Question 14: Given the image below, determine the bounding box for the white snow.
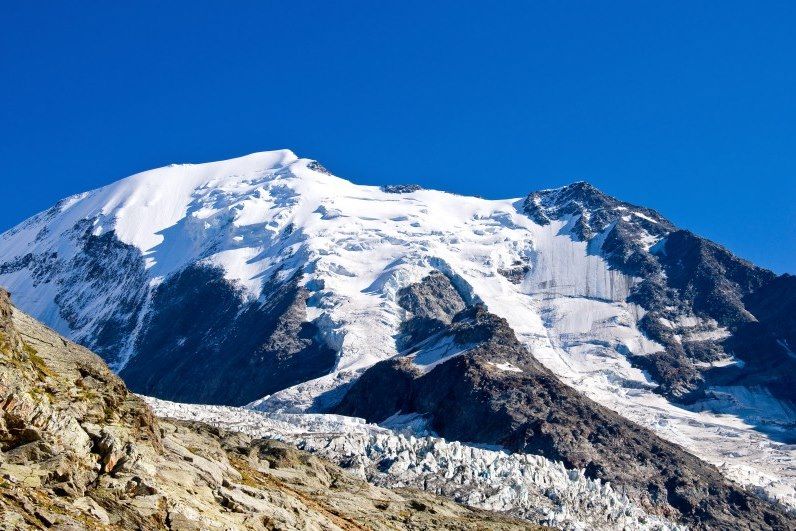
[632,211,659,224]
[408,335,473,374]
[490,361,523,373]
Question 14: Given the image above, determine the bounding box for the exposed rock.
[523,181,673,244]
[380,184,424,193]
[120,265,337,405]
[524,182,796,407]
[397,269,467,347]
[0,289,536,530]
[54,226,150,369]
[498,262,531,284]
[305,160,332,175]
[336,273,793,530]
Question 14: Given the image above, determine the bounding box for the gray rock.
[380,184,424,194]
[336,273,793,530]
[120,265,336,406]
[0,288,538,530]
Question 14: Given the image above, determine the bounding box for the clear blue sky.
[1,2,794,272]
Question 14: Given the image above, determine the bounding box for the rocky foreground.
[0,288,536,530]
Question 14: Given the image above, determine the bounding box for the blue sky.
[1,2,794,272]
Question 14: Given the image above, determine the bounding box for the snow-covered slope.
[1,149,794,515]
[0,150,657,379]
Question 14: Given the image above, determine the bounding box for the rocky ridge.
[336,273,792,530]
[525,182,796,407]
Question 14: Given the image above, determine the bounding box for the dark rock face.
[727,274,796,406]
[523,182,796,407]
[627,233,796,406]
[497,263,530,284]
[336,273,791,529]
[120,265,336,406]
[0,223,150,370]
[380,184,424,194]
[653,230,772,324]
[396,270,466,348]
[628,231,796,404]
[745,274,796,346]
[55,226,149,369]
[306,160,332,175]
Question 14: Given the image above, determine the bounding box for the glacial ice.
[144,397,684,530]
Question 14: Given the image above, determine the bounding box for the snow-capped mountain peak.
[1,150,794,516]
[525,180,673,241]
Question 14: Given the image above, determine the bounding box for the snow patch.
[490,361,523,373]
[408,336,473,374]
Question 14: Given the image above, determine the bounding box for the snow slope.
[1,150,794,510]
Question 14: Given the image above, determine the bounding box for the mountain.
[0,288,537,530]
[0,150,794,527]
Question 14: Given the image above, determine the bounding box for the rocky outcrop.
[336,273,792,530]
[380,184,424,193]
[120,265,336,406]
[524,181,673,247]
[396,270,467,348]
[0,289,536,530]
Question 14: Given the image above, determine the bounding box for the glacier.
[144,396,683,530]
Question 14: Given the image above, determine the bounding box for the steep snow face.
[1,150,794,509]
[2,150,297,271]
[145,397,683,531]
[0,150,305,367]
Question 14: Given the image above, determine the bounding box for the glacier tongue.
[144,396,683,531]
